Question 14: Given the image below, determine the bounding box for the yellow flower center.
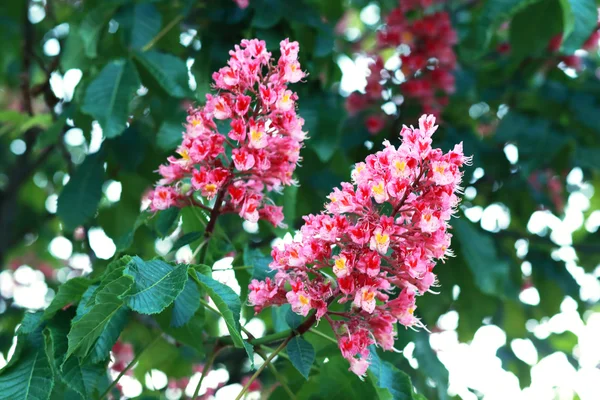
[204,183,217,193]
[335,257,347,271]
[372,182,385,196]
[250,128,263,143]
[291,63,297,72]
[178,149,190,161]
[375,232,389,246]
[423,213,431,222]
[408,307,415,315]
[434,164,445,174]
[395,160,406,172]
[191,119,201,127]
[299,294,310,305]
[362,291,375,302]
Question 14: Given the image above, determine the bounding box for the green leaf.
[454,219,511,297]
[509,0,563,60]
[251,0,283,29]
[412,332,448,400]
[244,246,274,281]
[286,336,315,380]
[170,277,201,328]
[319,356,379,398]
[45,320,107,399]
[56,153,105,231]
[285,307,302,330]
[155,207,180,238]
[562,0,598,52]
[44,278,91,320]
[243,341,255,370]
[369,347,415,400]
[66,275,133,359]
[156,119,184,150]
[81,59,141,139]
[155,311,205,353]
[0,343,54,400]
[192,272,244,348]
[134,51,190,98]
[89,307,129,363]
[171,231,204,253]
[79,5,117,58]
[124,257,189,315]
[117,3,162,50]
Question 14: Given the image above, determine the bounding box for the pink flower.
[247,114,468,376]
[148,38,307,227]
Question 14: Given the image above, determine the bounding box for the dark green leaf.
[57,153,105,231]
[156,119,184,150]
[171,231,204,253]
[192,272,244,348]
[285,307,302,330]
[319,356,379,398]
[244,246,274,280]
[81,59,141,139]
[509,0,563,59]
[454,219,511,297]
[124,257,189,315]
[79,5,117,58]
[155,207,180,238]
[44,278,91,320]
[286,336,315,380]
[134,51,190,98]
[117,3,162,50]
[369,347,415,400]
[66,275,133,359]
[562,0,598,52]
[170,277,201,328]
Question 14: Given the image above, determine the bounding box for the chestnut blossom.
[248,114,469,376]
[148,39,306,228]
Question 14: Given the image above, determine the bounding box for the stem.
[99,335,161,399]
[198,186,228,264]
[235,338,291,400]
[255,348,297,400]
[193,344,223,399]
[141,14,184,52]
[308,329,338,345]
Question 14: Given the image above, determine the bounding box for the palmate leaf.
[562,0,598,52]
[124,257,188,315]
[81,59,141,139]
[192,271,244,348]
[286,336,315,380]
[154,310,205,353]
[56,153,105,231]
[116,3,162,50]
[79,4,117,58]
[66,275,133,360]
[43,278,91,320]
[318,356,379,399]
[89,307,129,363]
[155,207,180,238]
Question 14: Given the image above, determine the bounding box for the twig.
[255,347,297,400]
[193,343,224,398]
[99,334,161,399]
[235,338,291,400]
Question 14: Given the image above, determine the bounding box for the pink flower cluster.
[248,115,469,376]
[148,39,306,228]
[347,2,457,134]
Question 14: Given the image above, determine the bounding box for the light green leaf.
[43,278,91,320]
[81,59,141,139]
[286,336,315,380]
[319,356,379,398]
[562,0,598,52]
[134,51,190,98]
[124,257,188,315]
[192,273,244,348]
[66,275,133,360]
[56,153,105,231]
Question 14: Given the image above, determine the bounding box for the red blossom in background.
[248,114,470,376]
[148,38,307,228]
[347,1,458,133]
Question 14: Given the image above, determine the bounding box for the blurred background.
[1,0,600,399]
